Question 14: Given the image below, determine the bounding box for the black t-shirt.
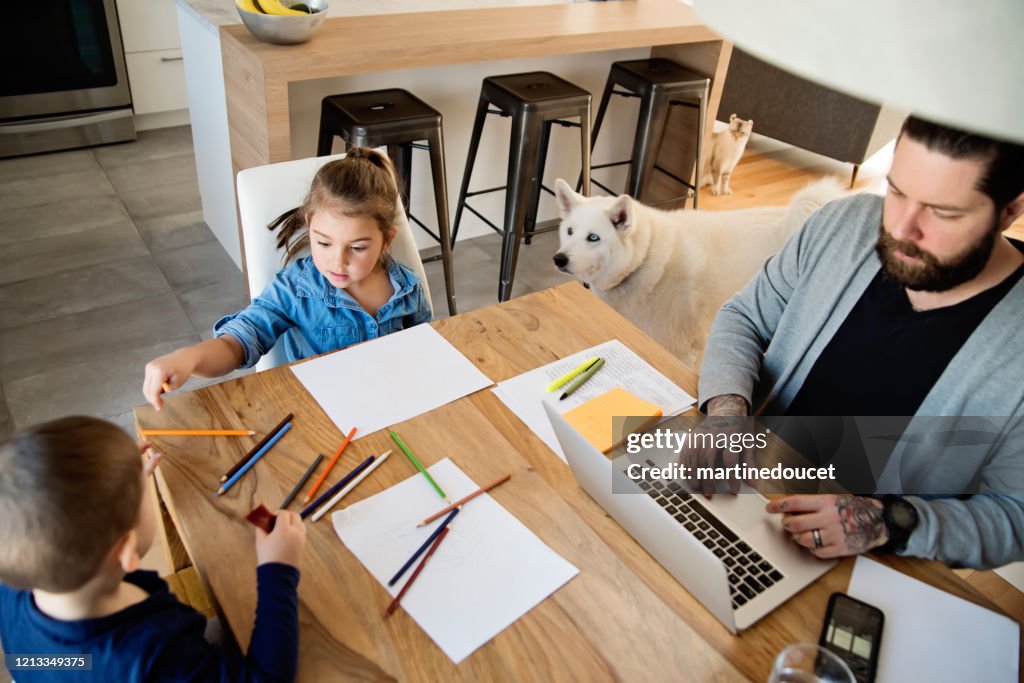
[786,261,1024,417]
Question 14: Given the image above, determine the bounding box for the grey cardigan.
[698,193,1024,568]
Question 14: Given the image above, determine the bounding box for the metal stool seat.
[584,58,710,208]
[453,71,592,302]
[317,88,456,315]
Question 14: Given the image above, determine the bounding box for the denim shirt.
[214,256,432,369]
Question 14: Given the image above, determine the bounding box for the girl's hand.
[142,348,198,410]
[255,510,306,568]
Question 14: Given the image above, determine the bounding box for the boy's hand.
[255,510,306,568]
[143,349,197,410]
[138,440,163,476]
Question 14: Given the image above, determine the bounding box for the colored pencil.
[161,382,173,394]
[279,454,324,510]
[139,429,256,437]
[217,422,292,495]
[559,357,606,400]
[299,454,375,519]
[311,450,393,522]
[417,473,512,527]
[388,507,459,587]
[384,526,451,618]
[220,413,294,483]
[303,427,358,504]
[389,430,447,500]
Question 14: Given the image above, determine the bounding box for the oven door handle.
[0,109,133,134]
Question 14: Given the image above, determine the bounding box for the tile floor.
[0,126,573,440]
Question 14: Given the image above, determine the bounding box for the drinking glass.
[767,643,855,683]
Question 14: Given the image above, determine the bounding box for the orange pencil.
[303,427,357,503]
[139,429,256,437]
[417,473,512,527]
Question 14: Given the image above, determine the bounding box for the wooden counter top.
[222,0,719,83]
[220,0,728,176]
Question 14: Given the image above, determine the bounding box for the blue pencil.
[216,422,292,495]
[299,454,375,519]
[388,507,460,587]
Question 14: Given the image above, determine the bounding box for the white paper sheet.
[289,325,493,440]
[332,458,579,663]
[847,556,1019,682]
[491,339,696,462]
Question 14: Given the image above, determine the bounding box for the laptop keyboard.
[633,463,785,609]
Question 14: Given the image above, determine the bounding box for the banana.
[236,0,263,13]
[254,0,308,16]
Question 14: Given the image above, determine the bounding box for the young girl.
[142,148,432,410]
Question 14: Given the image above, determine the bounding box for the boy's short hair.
[0,416,143,592]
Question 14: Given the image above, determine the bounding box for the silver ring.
[812,528,823,548]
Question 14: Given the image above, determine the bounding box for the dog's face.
[552,179,636,290]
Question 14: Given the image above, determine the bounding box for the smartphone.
[819,592,884,683]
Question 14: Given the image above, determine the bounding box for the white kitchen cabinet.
[116,0,189,118]
[125,50,188,115]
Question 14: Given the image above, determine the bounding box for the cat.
[700,114,754,196]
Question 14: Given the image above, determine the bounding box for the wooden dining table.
[134,281,1014,682]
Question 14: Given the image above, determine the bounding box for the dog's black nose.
[553,253,569,269]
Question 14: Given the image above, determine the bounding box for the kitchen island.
[177,0,730,271]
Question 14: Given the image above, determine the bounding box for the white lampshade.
[693,0,1024,144]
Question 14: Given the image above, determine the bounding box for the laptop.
[543,402,835,633]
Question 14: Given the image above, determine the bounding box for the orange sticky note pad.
[561,387,662,453]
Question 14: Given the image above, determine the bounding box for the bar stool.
[317,88,457,315]
[583,59,710,208]
[452,71,591,302]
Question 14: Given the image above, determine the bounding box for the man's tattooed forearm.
[836,495,885,553]
[706,394,750,417]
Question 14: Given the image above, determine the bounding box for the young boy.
[0,416,305,682]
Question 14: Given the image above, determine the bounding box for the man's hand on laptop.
[766,494,888,559]
[680,394,753,497]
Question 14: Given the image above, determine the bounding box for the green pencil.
[389,430,448,500]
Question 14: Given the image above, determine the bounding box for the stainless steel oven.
[0,0,136,158]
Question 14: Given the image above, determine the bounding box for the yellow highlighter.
[546,357,600,392]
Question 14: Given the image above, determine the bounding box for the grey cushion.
[718,49,904,165]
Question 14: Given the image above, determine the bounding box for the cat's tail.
[780,177,848,233]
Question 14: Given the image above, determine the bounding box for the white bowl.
[238,0,328,45]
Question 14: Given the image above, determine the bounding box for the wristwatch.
[878,495,919,554]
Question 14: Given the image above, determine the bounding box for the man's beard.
[875,219,998,292]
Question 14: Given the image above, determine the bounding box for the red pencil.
[303,427,357,503]
[384,526,451,618]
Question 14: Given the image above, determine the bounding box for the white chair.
[236,153,433,372]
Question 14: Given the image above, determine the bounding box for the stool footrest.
[466,185,507,198]
[653,163,696,192]
[648,193,693,208]
[669,99,700,110]
[407,213,442,244]
[612,89,641,99]
[462,202,505,236]
[526,223,559,236]
[589,178,618,196]
[591,160,632,171]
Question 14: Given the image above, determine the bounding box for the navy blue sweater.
[0,563,299,682]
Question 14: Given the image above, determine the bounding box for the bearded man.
[697,116,1024,568]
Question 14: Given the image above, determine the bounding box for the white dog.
[552,178,847,370]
